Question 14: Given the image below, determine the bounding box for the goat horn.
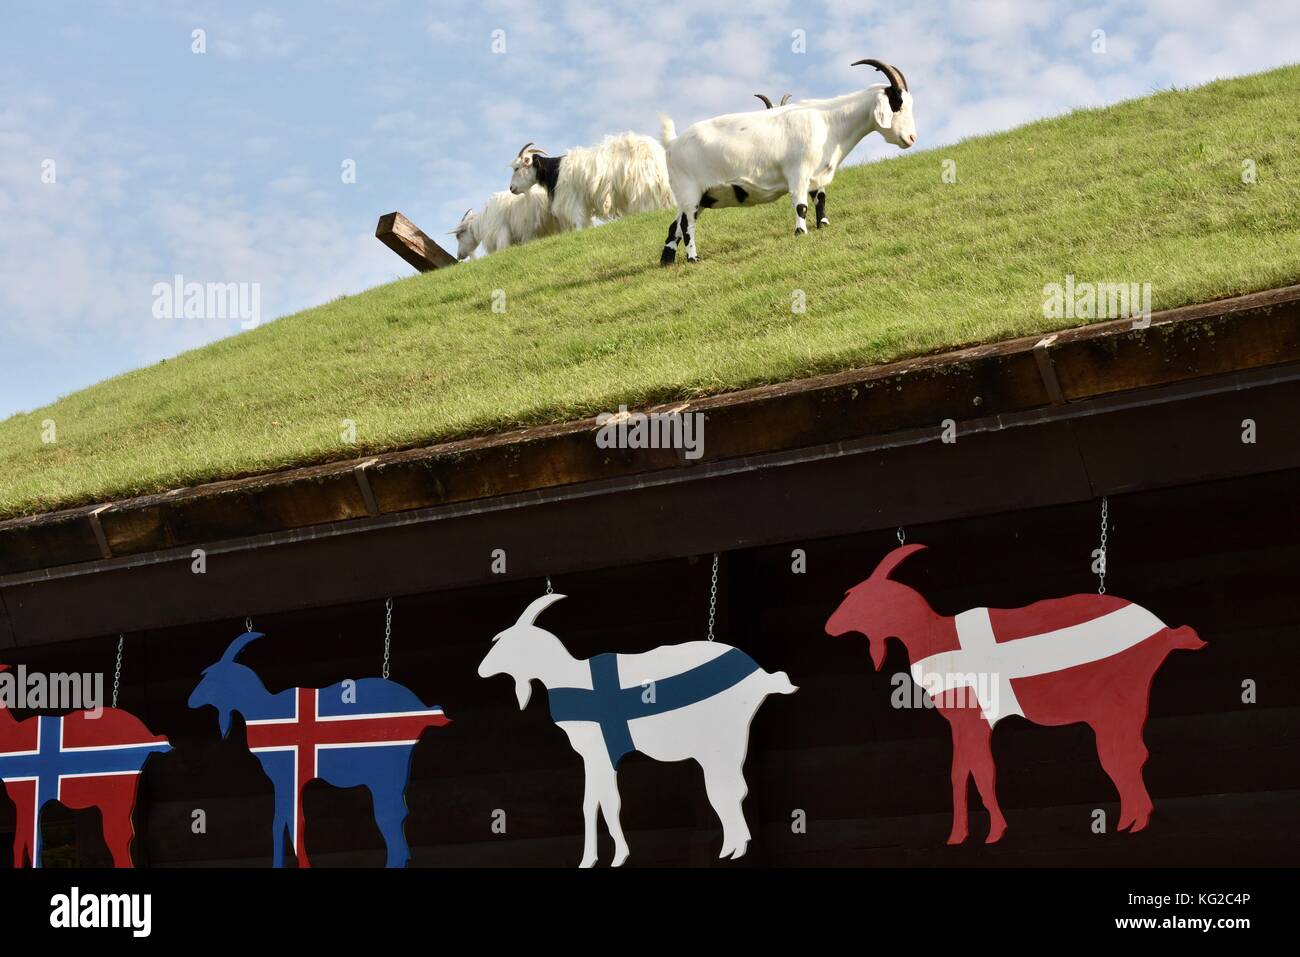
[754,93,774,109]
[853,59,905,94]
[869,543,928,581]
[516,141,536,159]
[220,630,266,663]
[514,593,566,628]
[780,93,792,105]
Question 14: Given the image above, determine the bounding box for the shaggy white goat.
[509,132,675,231]
[449,185,561,260]
[658,59,916,264]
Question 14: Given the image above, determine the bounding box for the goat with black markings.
[754,91,831,228]
[658,59,915,264]
[510,133,674,232]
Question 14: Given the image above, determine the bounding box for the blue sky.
[1,0,1296,419]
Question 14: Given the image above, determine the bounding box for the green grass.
[4,66,1300,520]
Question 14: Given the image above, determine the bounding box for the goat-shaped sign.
[825,544,1205,844]
[0,663,170,867]
[188,631,450,867]
[479,594,796,867]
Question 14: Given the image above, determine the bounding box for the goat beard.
[514,677,533,710]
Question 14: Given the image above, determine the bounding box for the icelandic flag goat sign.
[478,594,796,867]
[825,544,1205,845]
[0,663,170,868]
[188,631,450,868]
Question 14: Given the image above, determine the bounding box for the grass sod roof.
[4,66,1300,521]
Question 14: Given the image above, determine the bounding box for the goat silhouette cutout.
[479,594,796,867]
[825,544,1205,844]
[0,662,170,867]
[188,631,449,867]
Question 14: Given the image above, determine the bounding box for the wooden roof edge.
[2,283,1298,575]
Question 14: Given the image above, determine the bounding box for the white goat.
[755,91,838,226]
[509,132,675,231]
[658,59,916,264]
[449,185,561,260]
[478,593,797,868]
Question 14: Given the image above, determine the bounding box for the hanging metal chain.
[382,597,393,680]
[545,576,554,595]
[706,553,719,641]
[112,634,124,709]
[897,527,906,545]
[1097,496,1109,595]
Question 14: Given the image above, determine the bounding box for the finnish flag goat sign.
[825,544,1204,845]
[479,594,796,867]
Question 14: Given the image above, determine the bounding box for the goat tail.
[1166,624,1206,652]
[764,669,798,696]
[657,113,677,148]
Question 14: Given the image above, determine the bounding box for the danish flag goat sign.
[825,544,1204,845]
[188,631,450,867]
[479,594,797,867]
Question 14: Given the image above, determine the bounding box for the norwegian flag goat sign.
[0,663,170,868]
[825,544,1204,845]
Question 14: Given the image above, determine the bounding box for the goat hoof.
[660,249,677,266]
[686,255,699,263]
[794,228,807,236]
[612,848,630,867]
[818,218,829,228]
[578,855,597,868]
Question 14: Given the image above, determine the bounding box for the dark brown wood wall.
[1,468,1296,867]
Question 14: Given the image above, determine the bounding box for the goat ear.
[872,89,894,129]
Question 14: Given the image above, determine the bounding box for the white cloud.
[0,88,394,416]
[204,9,298,60]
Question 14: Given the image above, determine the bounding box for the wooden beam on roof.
[375,211,457,272]
[3,377,1299,646]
